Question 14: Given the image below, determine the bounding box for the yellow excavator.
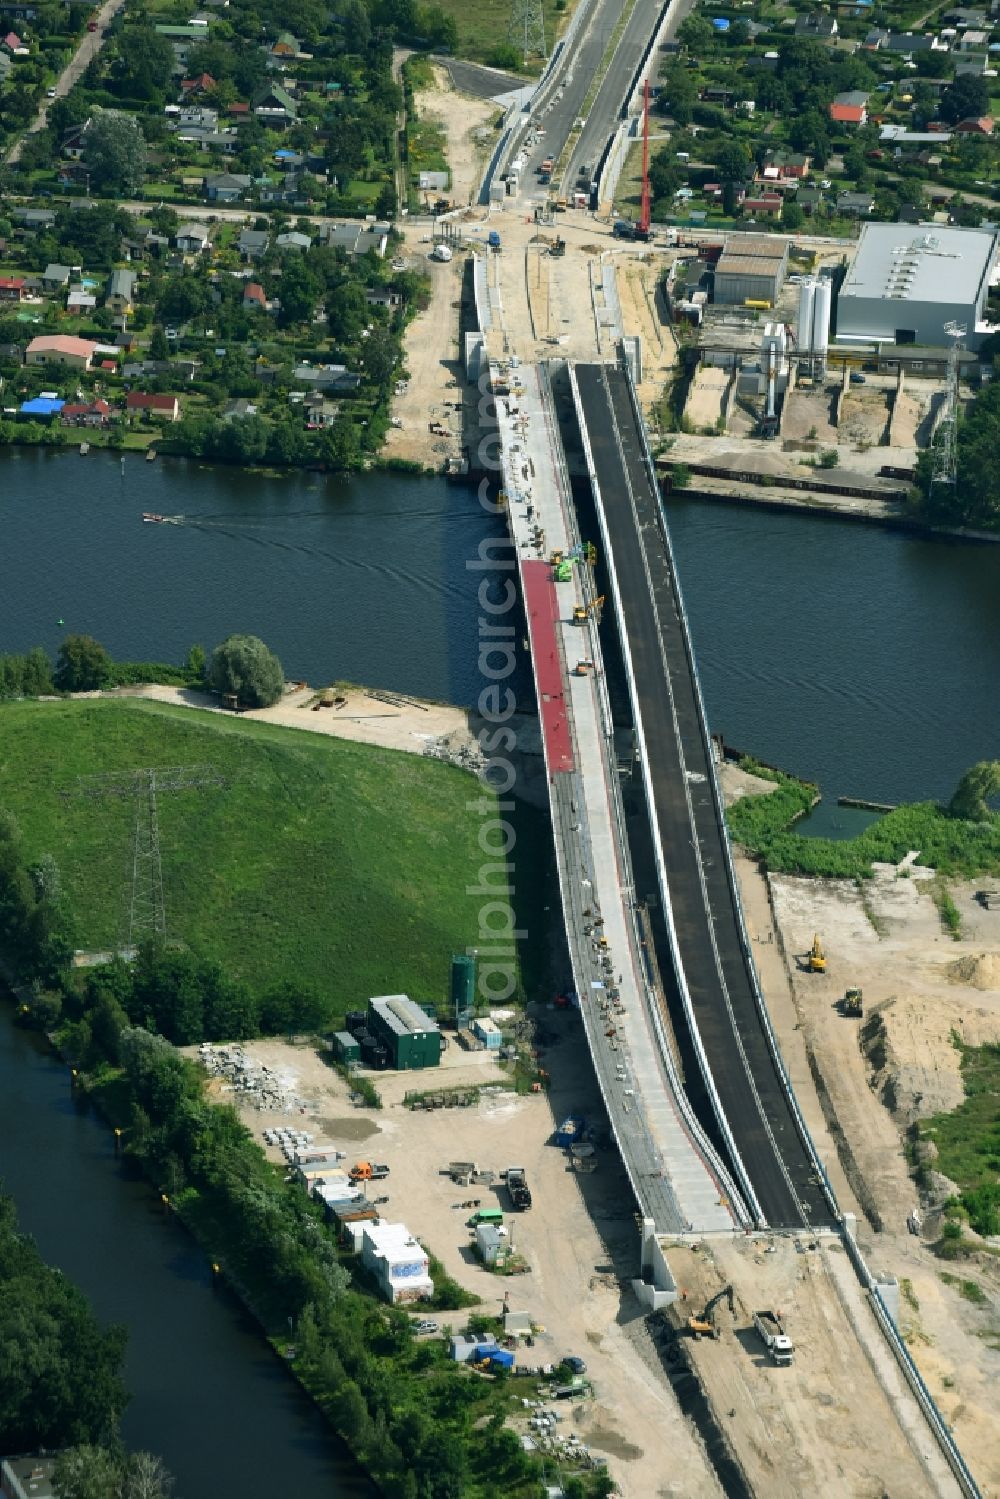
[807,933,826,973]
[572,595,605,625]
[687,1284,735,1340]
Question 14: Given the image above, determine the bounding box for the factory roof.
[370,994,439,1037]
[715,254,784,278]
[841,222,998,305]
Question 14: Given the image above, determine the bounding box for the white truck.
[753,1310,794,1365]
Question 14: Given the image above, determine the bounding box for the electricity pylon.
[508,0,546,65]
[67,766,227,949]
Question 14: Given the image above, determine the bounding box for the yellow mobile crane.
[572,595,605,625]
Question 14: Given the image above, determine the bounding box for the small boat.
[142,512,166,524]
[79,442,89,455]
[146,449,157,462]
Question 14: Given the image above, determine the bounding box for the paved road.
[430,55,525,101]
[575,362,833,1231]
[6,0,126,165]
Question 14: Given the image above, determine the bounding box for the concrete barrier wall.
[596,118,636,209]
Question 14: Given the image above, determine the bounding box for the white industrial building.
[837,223,998,350]
[361,1221,434,1304]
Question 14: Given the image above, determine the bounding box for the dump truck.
[753,1309,793,1365]
[843,987,863,1017]
[506,1167,532,1211]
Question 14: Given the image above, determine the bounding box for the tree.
[22,645,53,695]
[110,26,173,101]
[940,73,989,125]
[55,634,113,692]
[948,761,1000,821]
[84,109,147,195]
[53,1447,122,1499]
[276,258,320,327]
[149,325,169,360]
[781,201,805,231]
[677,13,713,51]
[120,1451,175,1499]
[207,634,284,708]
[715,141,752,183]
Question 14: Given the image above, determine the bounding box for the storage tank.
[812,278,832,361]
[797,279,816,357]
[450,953,476,1028]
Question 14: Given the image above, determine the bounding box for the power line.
[507,0,546,66]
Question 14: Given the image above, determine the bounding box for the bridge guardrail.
[570,363,760,1227]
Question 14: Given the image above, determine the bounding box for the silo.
[797,279,816,358]
[812,278,832,364]
[450,953,476,1028]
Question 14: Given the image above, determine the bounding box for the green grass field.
[0,699,545,1013]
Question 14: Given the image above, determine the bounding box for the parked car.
[562,1355,587,1375]
[850,372,866,385]
[415,1320,439,1335]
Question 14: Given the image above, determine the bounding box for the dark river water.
[1,448,998,1490]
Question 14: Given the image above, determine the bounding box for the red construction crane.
[638,78,652,241]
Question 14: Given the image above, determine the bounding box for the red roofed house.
[60,399,111,427]
[126,392,180,422]
[955,116,994,134]
[830,101,867,124]
[0,276,25,301]
[181,72,216,95]
[26,334,96,369]
[743,194,783,217]
[228,102,250,117]
[242,281,267,310]
[2,31,23,52]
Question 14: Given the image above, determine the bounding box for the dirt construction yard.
[205,1022,726,1498]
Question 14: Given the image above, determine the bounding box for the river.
[0,1013,373,1497]
[2,449,998,1486]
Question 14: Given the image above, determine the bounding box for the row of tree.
[56,944,337,1054]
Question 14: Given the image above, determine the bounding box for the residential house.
[954,53,989,72]
[320,221,389,257]
[955,114,994,132]
[60,399,111,427]
[0,276,25,301]
[175,222,211,254]
[837,189,876,215]
[105,268,137,315]
[204,171,252,202]
[958,26,989,46]
[276,230,312,250]
[145,231,171,257]
[794,13,838,38]
[42,263,73,291]
[942,5,987,22]
[178,104,218,129]
[237,227,269,259]
[221,397,259,420]
[2,30,28,54]
[126,392,181,422]
[273,147,305,170]
[20,397,65,419]
[66,286,97,313]
[763,149,811,179]
[61,120,90,158]
[701,85,734,106]
[26,334,96,368]
[880,123,954,144]
[114,331,138,353]
[303,394,341,427]
[13,207,55,230]
[242,281,268,310]
[251,82,297,124]
[179,125,239,152]
[794,184,827,214]
[365,287,402,309]
[270,30,299,56]
[180,71,216,95]
[884,31,948,53]
[742,193,783,217]
[228,101,250,119]
[292,363,360,391]
[830,90,869,124]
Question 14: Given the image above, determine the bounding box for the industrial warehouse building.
[836,223,998,350]
[361,1221,434,1303]
[367,993,442,1070]
[713,236,790,306]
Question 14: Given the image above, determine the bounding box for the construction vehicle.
[753,1309,793,1365]
[572,595,605,625]
[807,933,826,973]
[349,1161,390,1182]
[555,561,573,582]
[549,236,566,257]
[687,1284,734,1340]
[506,1166,532,1211]
[843,987,863,1017]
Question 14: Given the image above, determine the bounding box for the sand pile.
[947,953,1000,990]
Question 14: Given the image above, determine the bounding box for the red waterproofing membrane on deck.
[522,560,574,774]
